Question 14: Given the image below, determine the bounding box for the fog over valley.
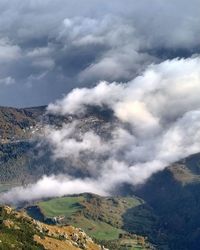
[1,57,200,204]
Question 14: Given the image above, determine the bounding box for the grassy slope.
[29,194,155,249]
[38,195,126,241]
[0,205,102,250]
[38,196,85,218]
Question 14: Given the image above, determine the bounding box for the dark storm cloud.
[0,0,200,107]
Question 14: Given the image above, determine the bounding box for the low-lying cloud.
[1,57,200,204]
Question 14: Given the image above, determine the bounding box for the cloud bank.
[2,57,200,204]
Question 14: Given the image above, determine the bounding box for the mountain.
[25,193,155,250]
[0,205,103,250]
[131,154,200,250]
[0,105,116,188]
[24,158,200,250]
[0,106,46,188]
[0,106,46,143]
[1,105,200,249]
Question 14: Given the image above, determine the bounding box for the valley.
[1,106,200,249]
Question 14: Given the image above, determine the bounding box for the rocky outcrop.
[0,205,103,250]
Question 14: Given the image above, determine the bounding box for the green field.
[37,195,125,240]
[28,194,155,249]
[72,216,124,240]
[38,196,84,218]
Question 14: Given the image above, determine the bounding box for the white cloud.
[0,175,107,204]
[48,57,200,125]
[42,57,200,186]
[2,57,200,204]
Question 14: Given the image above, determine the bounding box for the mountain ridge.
[1,105,200,249]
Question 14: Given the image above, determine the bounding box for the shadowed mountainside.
[131,154,200,250]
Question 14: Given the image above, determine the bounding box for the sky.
[0,0,200,107]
